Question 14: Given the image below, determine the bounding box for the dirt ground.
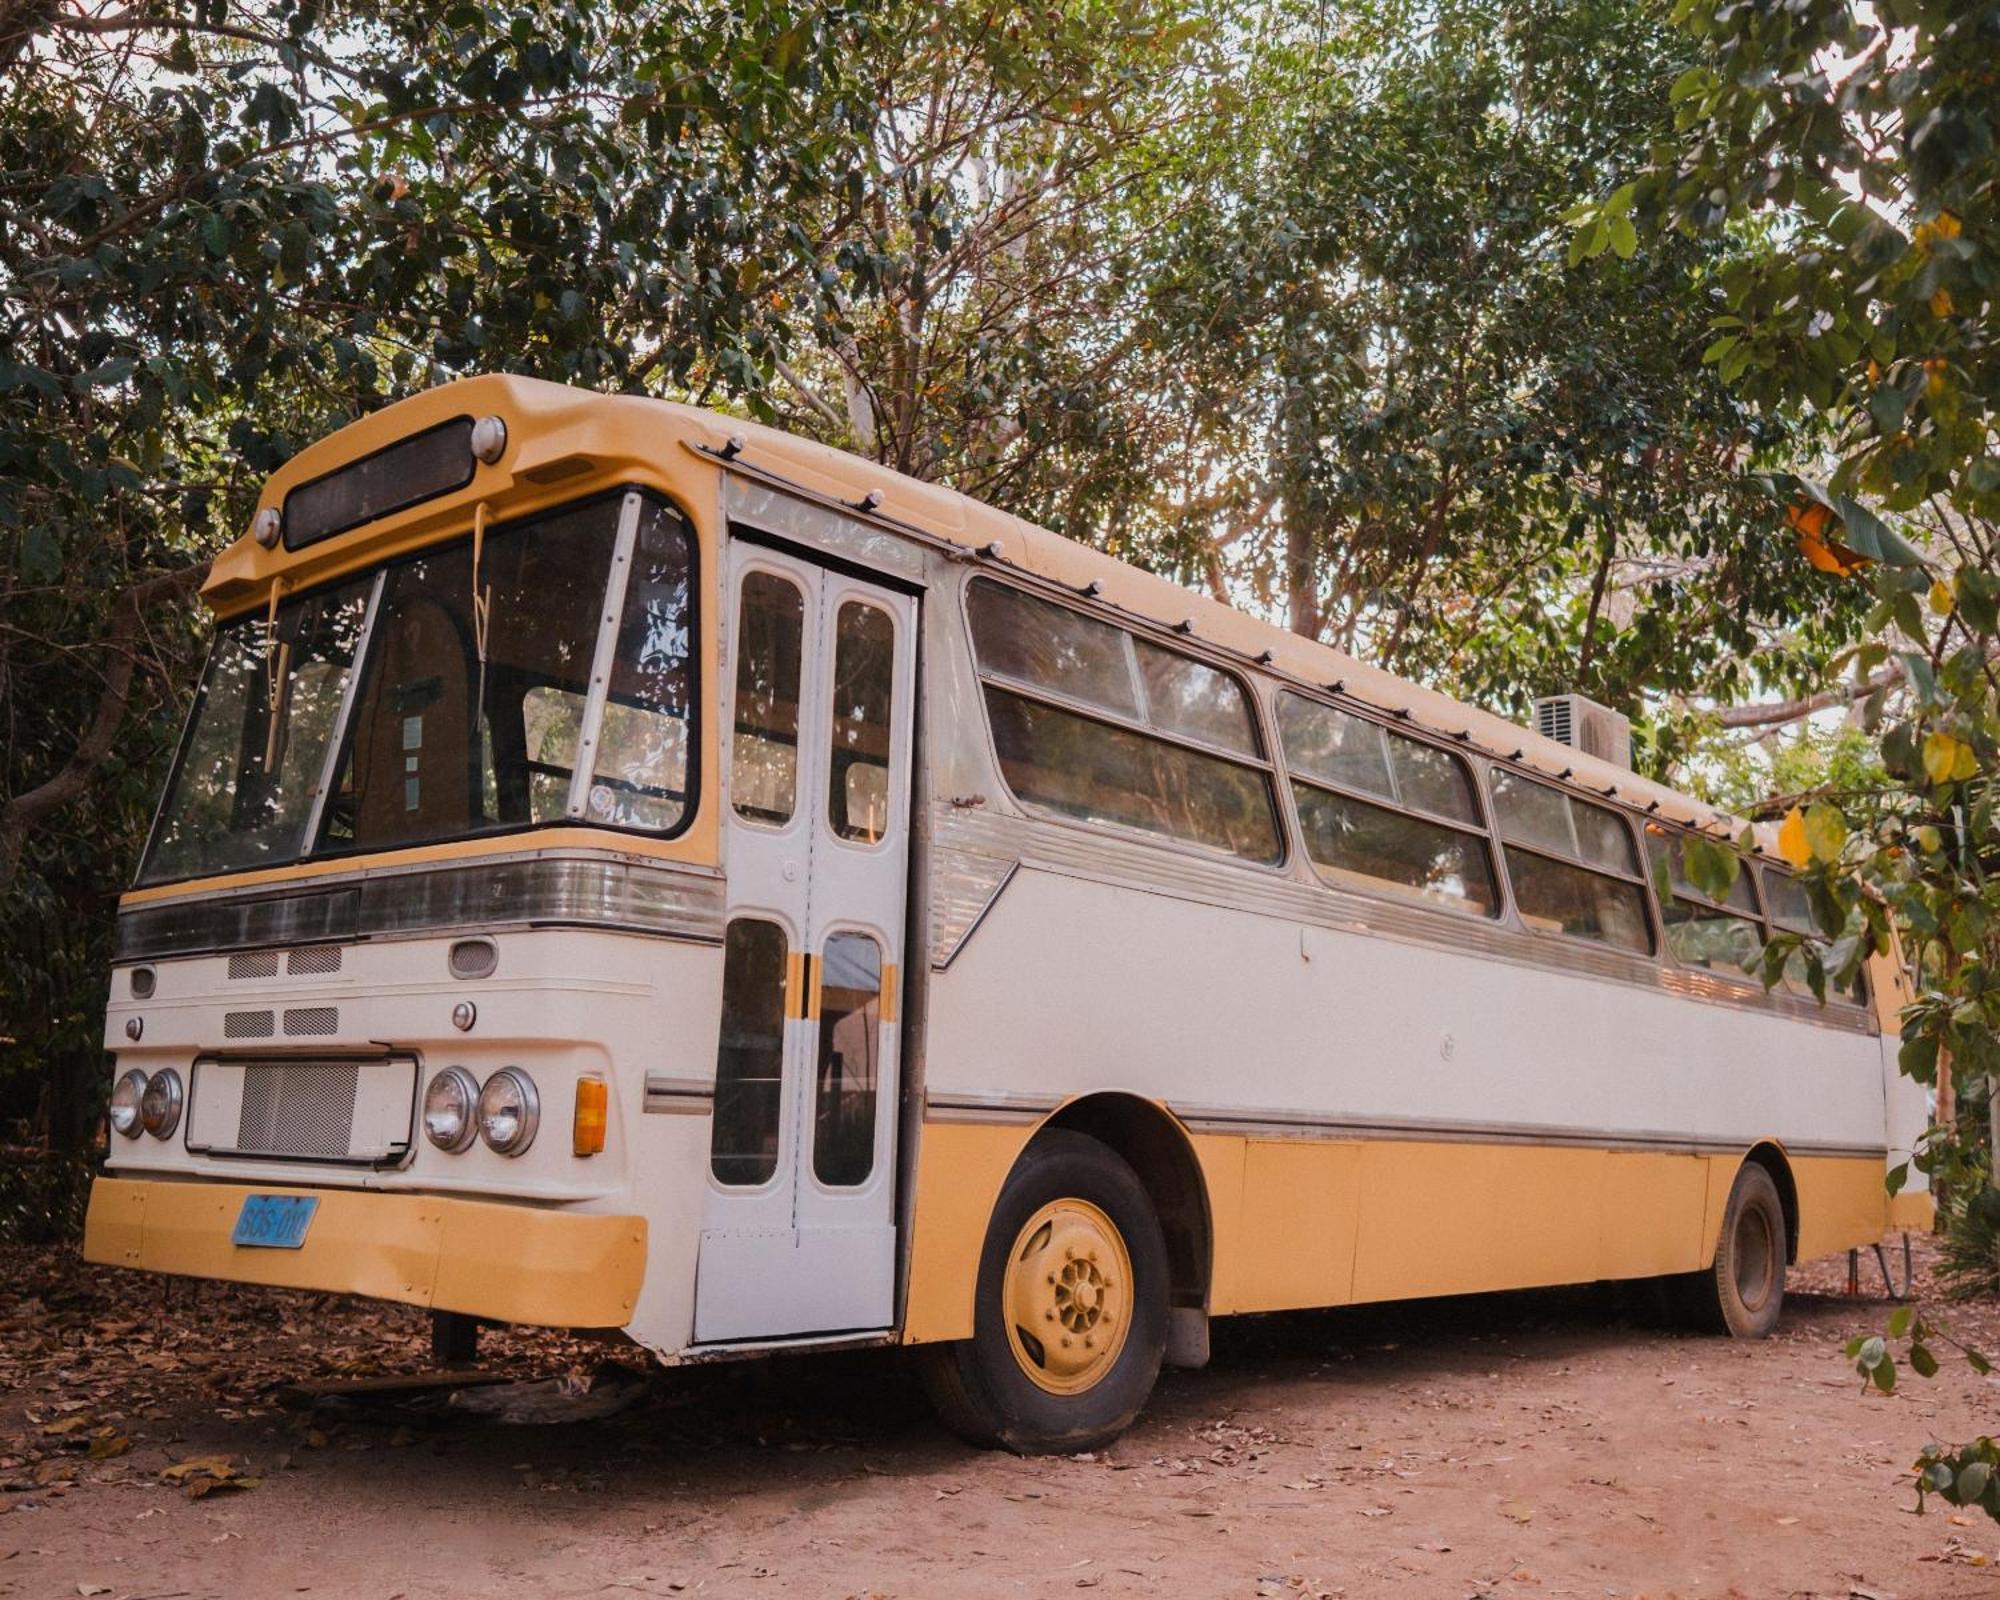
[2,1239,1997,1600]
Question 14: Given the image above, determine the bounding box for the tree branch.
[0,561,209,892]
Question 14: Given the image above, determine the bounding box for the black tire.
[1680,1161,1787,1338]
[917,1130,1169,1455]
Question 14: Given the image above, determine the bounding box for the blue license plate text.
[231,1194,318,1250]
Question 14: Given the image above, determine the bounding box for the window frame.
[1274,689,1504,921]
[964,576,1287,869]
[1488,767,1657,956]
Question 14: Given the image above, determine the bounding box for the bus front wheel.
[917,1130,1169,1454]
[1683,1161,1787,1339]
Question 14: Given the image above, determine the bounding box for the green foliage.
[1128,0,1869,723]
[0,0,1210,1138]
[1620,0,2000,1526]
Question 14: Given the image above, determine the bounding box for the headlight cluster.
[424,1066,540,1156]
[110,1068,182,1140]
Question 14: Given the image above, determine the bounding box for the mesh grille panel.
[223,1009,275,1039]
[237,1063,359,1157]
[283,1006,339,1037]
[227,951,279,980]
[286,945,344,976]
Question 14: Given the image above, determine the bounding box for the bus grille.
[237,1062,360,1158]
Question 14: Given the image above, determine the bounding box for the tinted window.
[710,918,788,1187]
[970,580,1280,863]
[1661,897,1765,974]
[1508,852,1653,953]
[1760,866,1820,934]
[140,575,374,884]
[1136,639,1260,755]
[984,686,1282,861]
[1644,824,1764,977]
[812,931,884,1187]
[1646,826,1759,913]
[967,581,1138,718]
[1292,784,1499,916]
[1278,695,1480,825]
[1491,770,1637,874]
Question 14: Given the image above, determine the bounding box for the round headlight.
[139,1068,183,1139]
[109,1069,147,1139]
[476,1068,539,1156]
[423,1066,480,1153]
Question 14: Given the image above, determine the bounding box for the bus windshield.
[138,492,695,886]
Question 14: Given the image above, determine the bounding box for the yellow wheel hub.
[1003,1198,1133,1395]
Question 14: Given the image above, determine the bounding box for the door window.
[812,931,884,1187]
[710,918,790,1186]
[731,571,806,826]
[827,600,897,844]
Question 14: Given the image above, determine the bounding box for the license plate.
[231,1194,318,1250]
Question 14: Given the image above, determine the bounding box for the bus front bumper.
[83,1177,646,1329]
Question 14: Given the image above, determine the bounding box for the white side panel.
[923,869,1886,1152]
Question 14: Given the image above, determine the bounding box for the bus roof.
[214,373,1759,842]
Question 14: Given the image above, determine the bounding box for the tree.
[1097,0,1874,749]
[1580,0,2000,1522]
[0,0,1212,1137]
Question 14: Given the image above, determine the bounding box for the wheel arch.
[1031,1092,1213,1316]
[1741,1140,1801,1265]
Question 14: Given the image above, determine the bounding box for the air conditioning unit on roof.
[1534,693,1632,770]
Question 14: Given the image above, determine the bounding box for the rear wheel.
[1682,1161,1787,1338]
[918,1130,1168,1454]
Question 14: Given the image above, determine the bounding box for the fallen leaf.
[161,1455,239,1484]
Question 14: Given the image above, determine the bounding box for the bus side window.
[1277,693,1500,917]
[1646,822,1765,978]
[710,918,790,1187]
[1761,864,1868,1006]
[1490,769,1654,954]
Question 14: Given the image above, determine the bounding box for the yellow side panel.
[1698,1152,1740,1266]
[1221,1139,1361,1313]
[1193,1134,1247,1313]
[1351,1143,1604,1302]
[1888,1189,1935,1232]
[1596,1151,1709,1277]
[900,1122,1033,1344]
[1794,1155,1890,1261]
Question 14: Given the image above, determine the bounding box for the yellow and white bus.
[85,375,1930,1452]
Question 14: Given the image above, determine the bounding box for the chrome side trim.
[918,1091,1885,1161]
[115,850,725,961]
[927,806,1877,1036]
[1166,1101,1887,1160]
[929,855,1017,971]
[925,1089,1053,1124]
[643,1073,715,1115]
